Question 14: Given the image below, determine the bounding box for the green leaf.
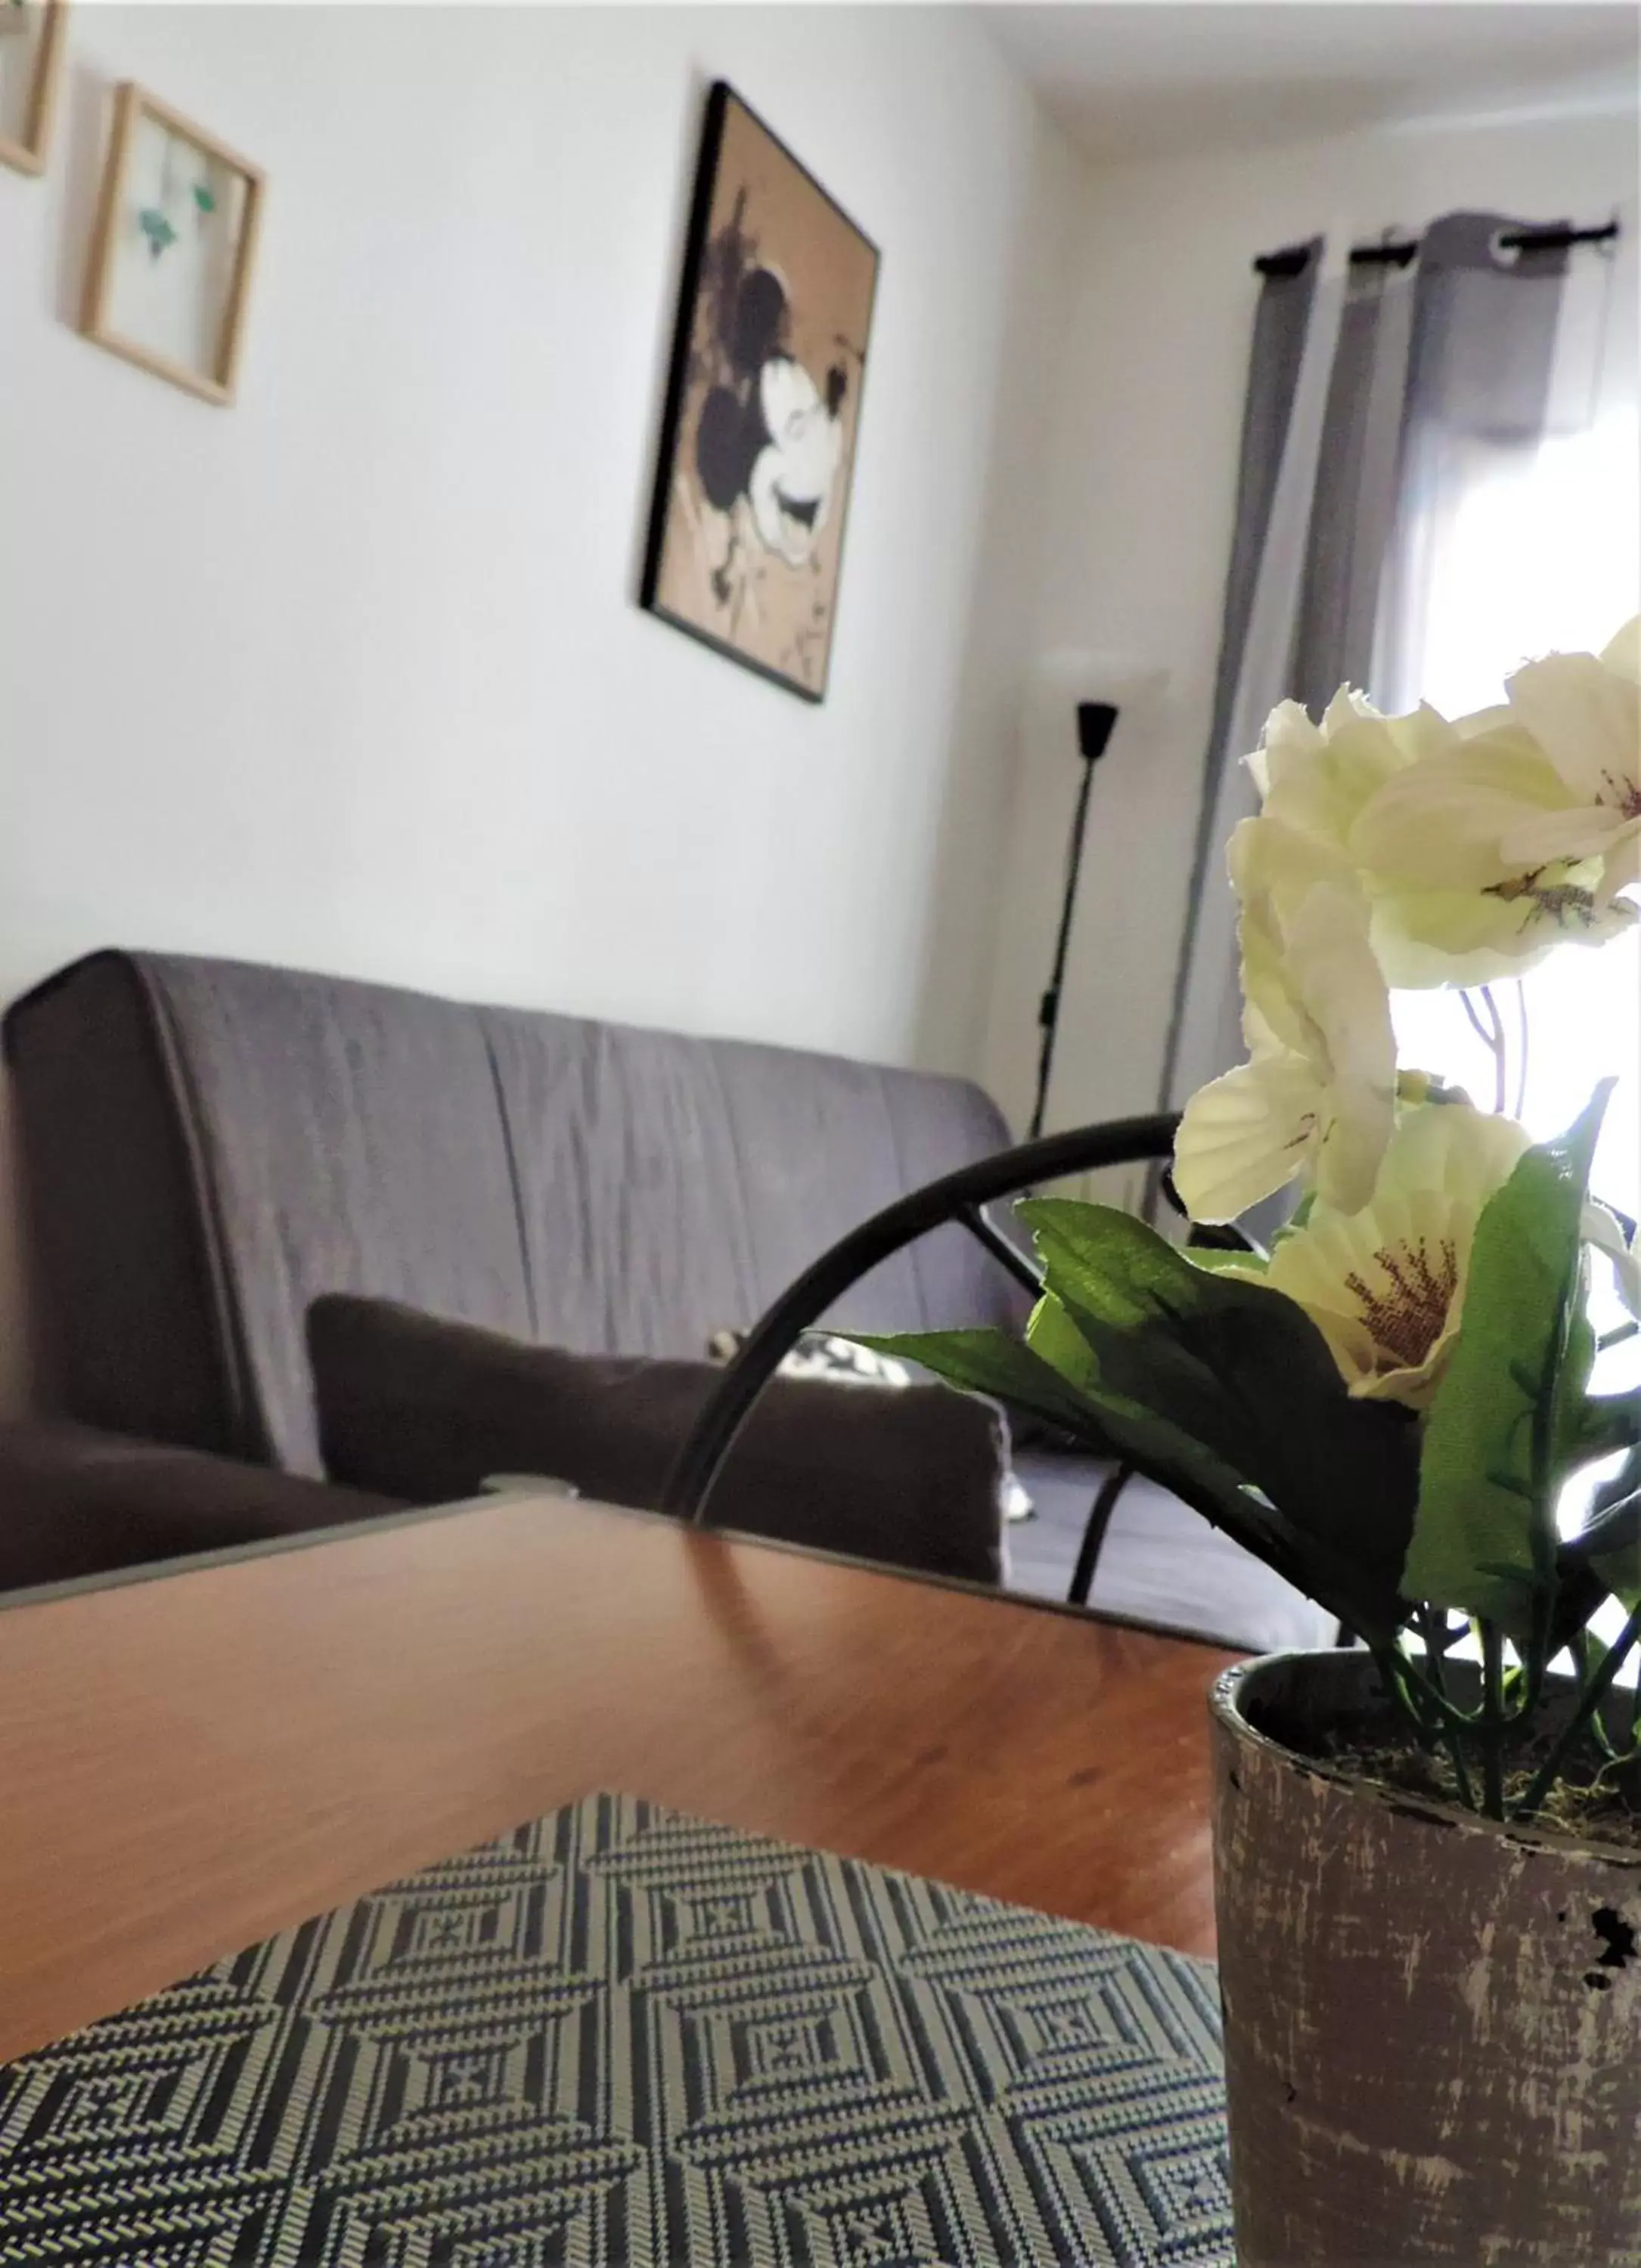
[1549,1306,1599,1495]
[852,1327,1101,1441]
[1019,1293,1329,1595]
[1023,1290,1103,1392]
[1405,1084,1612,1639]
[1560,1444,1641,1612]
[1545,1558,1614,1659]
[1177,1244,1265,1276]
[1593,1509,1641,1611]
[1595,1545,1641,1612]
[1017,1201,1420,1637]
[858,1318,1336,1617]
[1563,1387,1641,1469]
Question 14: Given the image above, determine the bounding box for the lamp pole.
[1027,700,1118,1142]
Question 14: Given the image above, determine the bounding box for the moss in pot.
[858,618,1641,2263]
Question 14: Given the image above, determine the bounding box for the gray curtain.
[1376,213,1571,708]
[1159,241,1348,1125]
[1157,215,1571,1132]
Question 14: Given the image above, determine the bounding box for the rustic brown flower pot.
[1211,1650,1641,2266]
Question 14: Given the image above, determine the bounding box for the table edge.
[0,1489,1242,1656]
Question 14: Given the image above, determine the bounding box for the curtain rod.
[1253,219,1619,280]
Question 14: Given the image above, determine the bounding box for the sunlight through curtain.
[1376,231,1639,1234]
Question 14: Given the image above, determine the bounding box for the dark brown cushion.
[0,1418,408,1595]
[307,1296,1007,1586]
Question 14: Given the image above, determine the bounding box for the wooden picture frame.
[81,81,265,407]
[0,0,67,176]
[641,82,879,703]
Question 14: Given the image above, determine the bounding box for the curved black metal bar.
[957,1202,1044,1297]
[659,1112,1180,1526]
[1067,1460,1135,1608]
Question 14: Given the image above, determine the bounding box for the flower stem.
[1577,1631,1624,1762]
[1460,987,1510,1115]
[1478,1619,1509,1817]
[1513,1605,1641,1824]
[1481,985,1508,1114]
[1460,987,1494,1049]
[1379,1634,1490,1759]
[1417,1609,1475,1809]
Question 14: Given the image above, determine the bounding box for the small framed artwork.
[81,82,265,406]
[0,0,67,176]
[641,82,879,702]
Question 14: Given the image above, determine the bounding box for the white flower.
[1244,686,1630,987]
[1249,687,1438,853]
[1367,851,1635,989]
[1497,617,1641,896]
[1214,1104,1532,1410]
[1349,618,1641,980]
[1173,816,1397,1222]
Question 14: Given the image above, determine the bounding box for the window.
[1375,248,1639,1575]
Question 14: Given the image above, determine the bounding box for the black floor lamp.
[1027,700,1118,1141]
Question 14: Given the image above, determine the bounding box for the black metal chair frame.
[660,1111,1245,1610]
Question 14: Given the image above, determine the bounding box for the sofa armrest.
[0,1420,409,1596]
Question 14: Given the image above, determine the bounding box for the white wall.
[0,5,1080,1408]
[979,92,1641,1156]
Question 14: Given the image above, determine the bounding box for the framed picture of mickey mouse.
[641,82,879,702]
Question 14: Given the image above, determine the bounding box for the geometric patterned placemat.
[0,1792,1231,2266]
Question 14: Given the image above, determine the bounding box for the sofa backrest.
[5,951,1023,1476]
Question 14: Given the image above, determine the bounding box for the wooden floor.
[0,1495,1236,2065]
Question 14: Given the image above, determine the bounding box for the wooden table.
[0,1495,1237,2066]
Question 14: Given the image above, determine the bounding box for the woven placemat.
[0,1792,1231,2265]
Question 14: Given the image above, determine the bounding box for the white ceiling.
[979,5,1641,165]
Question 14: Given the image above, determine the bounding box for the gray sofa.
[1,948,1332,1648]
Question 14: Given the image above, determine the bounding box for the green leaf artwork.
[138,206,178,261]
[194,184,217,217]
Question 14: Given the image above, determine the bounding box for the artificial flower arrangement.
[873,619,1640,1831]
